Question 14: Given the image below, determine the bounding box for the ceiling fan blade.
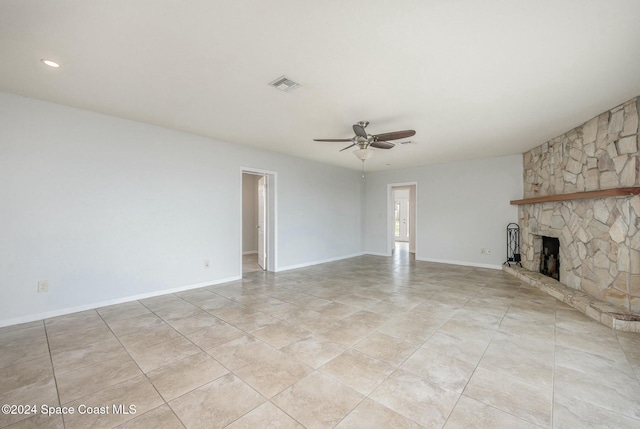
[339,143,356,152]
[353,124,368,138]
[373,130,416,141]
[313,138,353,142]
[370,141,395,150]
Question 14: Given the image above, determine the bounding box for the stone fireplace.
[518,96,640,313]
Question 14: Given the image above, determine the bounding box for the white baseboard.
[276,252,364,272]
[242,251,258,255]
[0,275,242,328]
[364,251,391,257]
[416,256,502,270]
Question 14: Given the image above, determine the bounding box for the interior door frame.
[387,182,417,256]
[257,176,266,269]
[241,167,277,273]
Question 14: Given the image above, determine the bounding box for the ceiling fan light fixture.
[353,148,374,161]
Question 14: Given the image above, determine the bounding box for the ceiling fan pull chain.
[361,159,365,178]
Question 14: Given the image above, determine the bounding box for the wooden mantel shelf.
[510,187,640,205]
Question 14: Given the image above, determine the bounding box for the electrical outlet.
[37,281,49,293]
[204,259,210,268]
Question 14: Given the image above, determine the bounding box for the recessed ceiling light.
[41,59,60,68]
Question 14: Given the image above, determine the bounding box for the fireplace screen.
[540,236,560,280]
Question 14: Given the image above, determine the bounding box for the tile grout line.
[551,300,558,428]
[93,306,177,429]
[323,290,459,428]
[439,276,505,429]
[101,296,261,427]
[42,318,66,429]
[134,292,305,428]
[442,275,551,428]
[614,330,640,386]
[95,302,237,429]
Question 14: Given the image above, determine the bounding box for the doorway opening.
[387,183,417,261]
[241,168,277,274]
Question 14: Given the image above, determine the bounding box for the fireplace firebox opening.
[540,236,560,281]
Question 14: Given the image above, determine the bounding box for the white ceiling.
[1,1,639,171]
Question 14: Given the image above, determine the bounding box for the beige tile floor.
[242,254,263,274]
[2,254,640,428]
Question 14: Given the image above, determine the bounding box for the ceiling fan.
[314,121,416,162]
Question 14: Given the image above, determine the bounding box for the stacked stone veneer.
[519,96,640,312]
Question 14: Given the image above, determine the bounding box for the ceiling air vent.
[269,76,300,92]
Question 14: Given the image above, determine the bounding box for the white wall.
[242,174,259,253]
[0,93,363,326]
[364,155,523,268]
